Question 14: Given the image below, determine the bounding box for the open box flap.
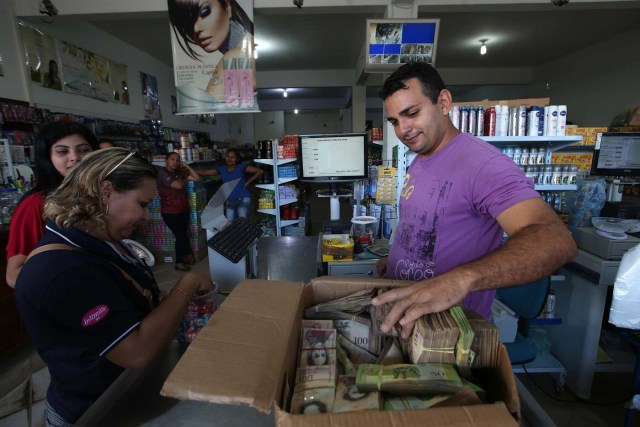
[161,279,305,413]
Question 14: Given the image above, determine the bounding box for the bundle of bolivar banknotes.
[290,288,499,414]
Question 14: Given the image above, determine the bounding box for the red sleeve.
[6,192,46,259]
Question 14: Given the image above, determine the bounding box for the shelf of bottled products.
[254,139,301,236]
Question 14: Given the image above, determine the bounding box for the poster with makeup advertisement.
[18,21,62,90]
[141,72,162,120]
[365,19,440,73]
[167,0,259,114]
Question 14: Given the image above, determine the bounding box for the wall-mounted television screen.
[591,132,640,177]
[365,19,440,73]
[298,133,368,183]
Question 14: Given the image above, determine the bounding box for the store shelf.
[534,184,577,191]
[481,136,582,143]
[511,352,566,375]
[279,197,298,207]
[557,145,594,152]
[254,157,296,166]
[256,183,276,191]
[257,139,301,237]
[249,177,297,187]
[280,219,300,227]
[278,177,297,185]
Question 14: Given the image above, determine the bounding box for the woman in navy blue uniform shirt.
[15,148,213,426]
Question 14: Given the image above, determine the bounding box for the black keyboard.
[207,217,262,263]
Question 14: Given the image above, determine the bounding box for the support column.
[351,85,366,133]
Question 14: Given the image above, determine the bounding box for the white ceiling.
[69,2,640,109]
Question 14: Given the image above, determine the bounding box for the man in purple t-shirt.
[371,63,576,339]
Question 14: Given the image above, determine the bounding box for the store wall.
[532,27,640,127]
[0,1,29,102]
[0,2,260,146]
[284,111,345,135]
[254,111,285,140]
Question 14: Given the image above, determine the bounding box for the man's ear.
[438,89,454,116]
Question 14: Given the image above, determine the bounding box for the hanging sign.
[365,19,440,73]
[167,0,259,115]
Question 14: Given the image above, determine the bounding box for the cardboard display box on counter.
[161,276,520,426]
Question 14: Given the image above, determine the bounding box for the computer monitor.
[591,132,640,177]
[298,133,368,183]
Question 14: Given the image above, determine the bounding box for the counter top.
[78,343,274,427]
[79,235,326,426]
[256,235,321,282]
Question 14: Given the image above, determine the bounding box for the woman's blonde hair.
[44,147,157,230]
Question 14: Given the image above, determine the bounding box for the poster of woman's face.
[167,0,258,114]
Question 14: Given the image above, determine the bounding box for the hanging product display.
[167,0,259,114]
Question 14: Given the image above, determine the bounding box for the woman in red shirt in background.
[5,120,99,287]
[156,152,201,271]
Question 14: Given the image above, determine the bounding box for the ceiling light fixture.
[479,39,488,55]
[283,89,288,98]
[294,108,299,114]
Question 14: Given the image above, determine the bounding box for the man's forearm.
[456,221,577,293]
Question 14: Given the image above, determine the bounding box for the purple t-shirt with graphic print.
[386,133,539,319]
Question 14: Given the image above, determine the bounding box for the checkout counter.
[76,221,639,423]
[544,227,640,399]
[77,235,387,426]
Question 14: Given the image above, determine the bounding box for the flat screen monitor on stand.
[590,132,640,179]
[298,132,368,221]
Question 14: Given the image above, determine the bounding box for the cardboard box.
[161,276,520,426]
[321,234,354,262]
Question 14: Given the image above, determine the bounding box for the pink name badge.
[81,305,110,327]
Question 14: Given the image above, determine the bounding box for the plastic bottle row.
[451,104,568,137]
[521,164,579,186]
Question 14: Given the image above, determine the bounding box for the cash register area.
[149,255,639,427]
[2,186,639,427]
[70,194,639,427]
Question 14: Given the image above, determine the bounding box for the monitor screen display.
[298,133,368,183]
[591,132,640,177]
[365,19,440,73]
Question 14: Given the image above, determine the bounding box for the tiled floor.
[518,371,639,427]
[151,254,640,427]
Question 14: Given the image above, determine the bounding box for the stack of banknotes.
[291,288,500,414]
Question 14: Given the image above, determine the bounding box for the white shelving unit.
[254,139,299,236]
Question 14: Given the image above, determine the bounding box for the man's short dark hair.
[379,62,446,104]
